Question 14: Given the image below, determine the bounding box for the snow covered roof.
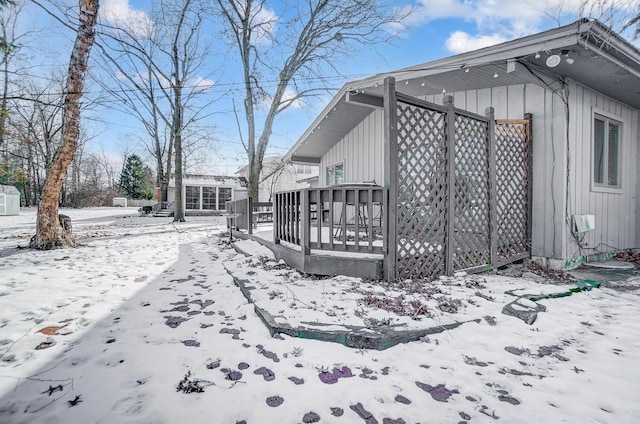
[170,174,248,188]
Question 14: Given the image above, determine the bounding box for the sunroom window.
[593,114,621,188]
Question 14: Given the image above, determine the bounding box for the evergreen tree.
[118,154,154,199]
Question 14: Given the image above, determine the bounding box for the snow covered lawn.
[1,207,639,423]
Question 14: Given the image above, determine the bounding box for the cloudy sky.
[17,0,639,173]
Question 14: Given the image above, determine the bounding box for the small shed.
[0,185,20,216]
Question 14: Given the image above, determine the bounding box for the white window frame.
[325,162,344,186]
[591,108,623,193]
[185,185,201,210]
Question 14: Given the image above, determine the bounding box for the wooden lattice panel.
[395,102,448,278]
[452,115,491,271]
[495,122,530,263]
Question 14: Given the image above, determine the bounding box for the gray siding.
[567,82,638,258]
[418,83,638,259]
[421,84,566,259]
[320,108,384,186]
[320,82,638,262]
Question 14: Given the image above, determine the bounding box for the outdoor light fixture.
[535,52,541,59]
[442,88,446,93]
[421,81,425,87]
[465,67,470,73]
[493,71,498,78]
[545,54,561,68]
[562,50,575,65]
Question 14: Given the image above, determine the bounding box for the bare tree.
[215,0,405,199]
[95,0,217,221]
[29,0,99,249]
[544,0,640,36]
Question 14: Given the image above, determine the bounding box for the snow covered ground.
[0,207,639,423]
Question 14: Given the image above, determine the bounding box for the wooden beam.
[346,91,384,108]
[289,156,321,164]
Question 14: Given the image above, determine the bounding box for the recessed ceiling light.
[546,55,561,68]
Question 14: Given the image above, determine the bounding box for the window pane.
[593,118,605,184]
[607,122,620,186]
[185,186,200,209]
[335,164,344,185]
[218,188,232,210]
[326,167,334,186]
[202,187,216,209]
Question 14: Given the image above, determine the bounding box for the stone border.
[228,273,480,351]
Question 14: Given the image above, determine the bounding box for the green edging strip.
[229,272,480,350]
[502,279,601,325]
[528,280,601,302]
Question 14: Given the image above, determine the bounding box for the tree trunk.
[172,73,184,223]
[30,0,99,250]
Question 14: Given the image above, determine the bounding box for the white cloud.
[281,88,303,109]
[402,0,640,54]
[445,31,508,53]
[100,0,154,38]
[251,5,278,45]
[189,76,215,91]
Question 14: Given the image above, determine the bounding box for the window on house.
[185,186,200,209]
[202,187,216,209]
[218,188,232,210]
[326,163,344,186]
[593,114,621,188]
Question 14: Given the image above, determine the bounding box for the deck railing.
[226,198,273,234]
[274,185,386,255]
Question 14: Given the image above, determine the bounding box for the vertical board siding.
[567,82,638,257]
[321,109,384,187]
[526,83,547,257]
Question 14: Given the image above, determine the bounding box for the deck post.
[273,193,280,245]
[444,95,456,276]
[301,189,310,256]
[486,107,497,268]
[383,76,398,281]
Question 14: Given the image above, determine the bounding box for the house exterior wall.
[320,108,384,187]
[258,163,317,202]
[421,82,638,262]
[167,185,246,210]
[318,82,638,264]
[237,160,318,202]
[565,81,638,259]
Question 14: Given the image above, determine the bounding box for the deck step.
[153,211,173,217]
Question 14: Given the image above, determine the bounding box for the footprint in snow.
[266,395,283,407]
[254,367,275,381]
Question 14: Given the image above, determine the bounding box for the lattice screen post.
[444,95,456,276]
[525,113,534,253]
[486,107,497,268]
[383,76,398,281]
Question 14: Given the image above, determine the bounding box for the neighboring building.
[0,185,20,216]
[167,174,248,214]
[235,156,318,202]
[277,19,639,278]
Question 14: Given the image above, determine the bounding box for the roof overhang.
[285,19,640,164]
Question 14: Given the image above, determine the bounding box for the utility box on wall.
[573,214,595,233]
